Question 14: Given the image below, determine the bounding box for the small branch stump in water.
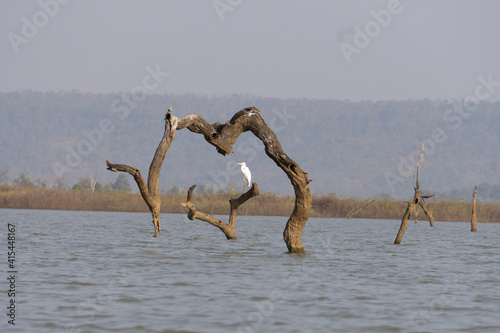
[181,183,259,239]
[471,185,477,232]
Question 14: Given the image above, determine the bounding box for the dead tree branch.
[177,107,312,253]
[471,185,477,232]
[345,199,375,219]
[181,183,260,239]
[106,106,311,253]
[419,198,434,227]
[395,143,434,244]
[394,189,421,244]
[106,107,177,237]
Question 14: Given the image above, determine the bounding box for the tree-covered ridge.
[438,183,500,203]
[1,91,499,200]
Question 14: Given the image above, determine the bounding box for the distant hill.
[438,183,500,203]
[1,91,500,199]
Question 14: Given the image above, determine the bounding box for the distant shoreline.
[2,186,499,223]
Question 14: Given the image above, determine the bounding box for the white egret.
[237,162,251,189]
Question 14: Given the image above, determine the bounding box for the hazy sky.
[1,0,499,100]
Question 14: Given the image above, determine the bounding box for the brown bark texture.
[471,185,477,232]
[394,143,434,244]
[106,106,311,253]
[177,107,312,253]
[181,183,259,239]
[106,108,178,237]
[394,189,421,244]
[419,198,434,227]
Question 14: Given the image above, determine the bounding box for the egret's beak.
[237,163,243,165]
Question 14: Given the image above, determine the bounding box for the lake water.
[2,209,499,333]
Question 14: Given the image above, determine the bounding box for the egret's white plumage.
[237,162,251,187]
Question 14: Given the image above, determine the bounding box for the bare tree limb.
[177,107,312,253]
[181,183,260,239]
[345,199,375,219]
[106,106,311,253]
[471,185,477,232]
[419,198,434,227]
[395,189,420,244]
[415,143,424,190]
[106,107,177,237]
[395,143,434,243]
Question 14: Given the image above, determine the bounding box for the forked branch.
[106,106,311,253]
[177,107,312,253]
[395,143,434,244]
[181,183,260,239]
[106,107,177,237]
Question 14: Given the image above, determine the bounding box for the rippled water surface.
[2,209,500,332]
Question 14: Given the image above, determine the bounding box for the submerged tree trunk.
[177,107,312,253]
[395,189,421,244]
[181,183,259,239]
[419,198,434,227]
[471,185,477,232]
[106,106,311,253]
[394,143,434,244]
[106,108,177,237]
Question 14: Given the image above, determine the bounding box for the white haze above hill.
[1,1,499,101]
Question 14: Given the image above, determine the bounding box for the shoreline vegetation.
[2,186,500,223]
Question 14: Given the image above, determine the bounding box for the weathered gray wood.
[106,106,311,253]
[106,108,177,237]
[471,185,477,232]
[179,107,312,253]
[395,143,434,244]
[395,189,421,244]
[181,183,259,239]
[419,198,434,227]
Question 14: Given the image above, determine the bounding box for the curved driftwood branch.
[178,107,312,253]
[106,106,311,253]
[105,162,150,203]
[181,183,260,239]
[106,107,177,237]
